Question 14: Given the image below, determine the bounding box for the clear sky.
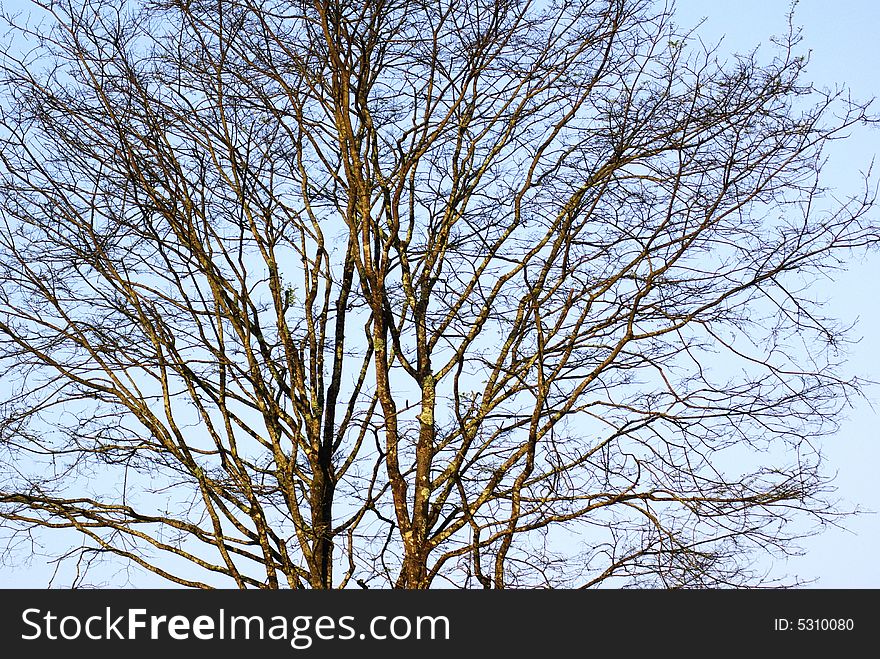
[672,0,880,587]
[0,0,877,588]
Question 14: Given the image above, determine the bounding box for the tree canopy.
[0,0,876,588]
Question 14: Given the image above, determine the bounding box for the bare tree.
[0,0,875,589]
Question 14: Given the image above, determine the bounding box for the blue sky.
[672,0,880,587]
[0,0,877,588]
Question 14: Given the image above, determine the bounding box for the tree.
[0,0,875,589]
